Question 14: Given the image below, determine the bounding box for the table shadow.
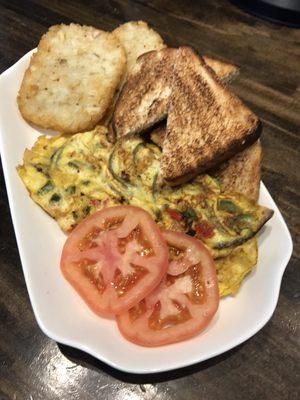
[58,341,244,384]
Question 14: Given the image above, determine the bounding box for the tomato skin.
[61,206,169,316]
[117,231,219,347]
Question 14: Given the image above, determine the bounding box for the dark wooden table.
[1,1,299,399]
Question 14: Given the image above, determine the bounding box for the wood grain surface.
[0,1,299,399]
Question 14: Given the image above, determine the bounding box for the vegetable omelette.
[17,125,273,296]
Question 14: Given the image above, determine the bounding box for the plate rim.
[0,51,293,374]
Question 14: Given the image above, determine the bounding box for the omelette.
[216,238,258,296]
[17,125,273,295]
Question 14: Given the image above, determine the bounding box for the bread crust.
[151,125,262,201]
[113,48,177,136]
[203,56,239,83]
[211,141,262,202]
[113,48,241,137]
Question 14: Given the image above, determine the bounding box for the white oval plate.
[0,50,293,374]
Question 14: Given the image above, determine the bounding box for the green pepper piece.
[68,161,80,170]
[66,185,76,195]
[50,193,61,203]
[234,213,254,229]
[182,207,198,221]
[50,146,64,165]
[37,181,54,195]
[132,142,145,164]
[108,146,131,188]
[83,205,91,216]
[218,199,241,214]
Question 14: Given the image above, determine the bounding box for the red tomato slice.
[117,230,219,346]
[61,206,169,316]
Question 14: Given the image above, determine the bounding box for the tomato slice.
[61,206,169,316]
[117,230,219,346]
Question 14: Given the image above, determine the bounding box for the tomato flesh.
[61,206,169,316]
[117,230,219,346]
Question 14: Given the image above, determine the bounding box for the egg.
[17,126,272,251]
[216,238,258,296]
[17,126,119,232]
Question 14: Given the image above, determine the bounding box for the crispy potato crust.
[18,24,126,133]
[113,21,166,77]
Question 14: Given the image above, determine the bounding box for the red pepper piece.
[195,221,214,238]
[165,208,182,222]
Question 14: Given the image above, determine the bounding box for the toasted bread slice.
[113,20,238,82]
[18,24,126,133]
[150,125,262,202]
[113,46,241,137]
[149,123,166,147]
[100,21,166,127]
[113,21,166,77]
[211,141,262,202]
[113,48,177,136]
[203,56,239,83]
[161,47,261,185]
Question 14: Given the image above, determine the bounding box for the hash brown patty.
[18,24,126,133]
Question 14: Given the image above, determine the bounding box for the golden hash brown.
[18,24,126,133]
[113,21,166,78]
